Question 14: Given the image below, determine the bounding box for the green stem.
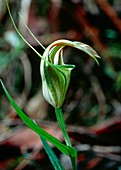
[55,108,72,146]
[55,108,77,170]
[70,156,77,170]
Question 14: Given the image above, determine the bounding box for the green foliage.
[40,136,65,170]
[0,79,76,157]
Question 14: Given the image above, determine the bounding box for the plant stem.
[70,156,77,170]
[55,108,72,146]
[55,108,77,170]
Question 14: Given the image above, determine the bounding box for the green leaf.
[33,120,65,170]
[40,137,65,170]
[0,80,76,158]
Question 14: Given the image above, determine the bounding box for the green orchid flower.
[40,39,100,108]
[4,1,101,169]
[5,0,100,108]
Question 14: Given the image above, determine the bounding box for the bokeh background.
[0,0,121,170]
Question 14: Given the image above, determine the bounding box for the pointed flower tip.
[0,79,3,84]
[95,54,101,59]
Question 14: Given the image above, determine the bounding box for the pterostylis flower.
[40,39,100,108]
[5,0,100,108]
[4,1,101,169]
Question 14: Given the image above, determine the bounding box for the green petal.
[42,63,74,108]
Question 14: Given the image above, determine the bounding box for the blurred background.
[0,0,121,169]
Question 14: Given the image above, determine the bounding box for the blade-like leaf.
[40,136,65,170]
[0,80,77,158]
[33,120,65,170]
